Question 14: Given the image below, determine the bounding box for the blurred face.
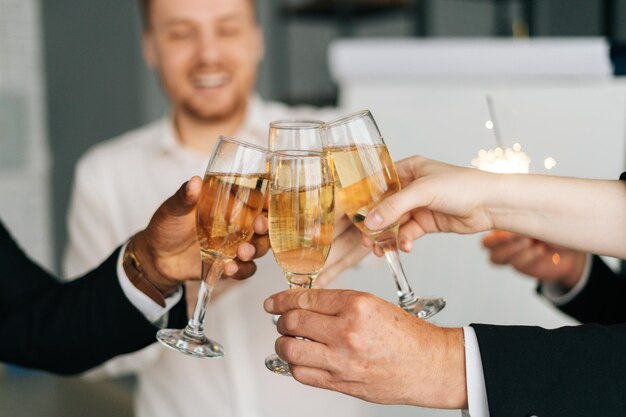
[143,0,263,122]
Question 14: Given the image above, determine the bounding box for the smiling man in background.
[62,0,370,416]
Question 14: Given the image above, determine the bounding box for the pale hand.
[361,156,496,255]
[264,288,467,409]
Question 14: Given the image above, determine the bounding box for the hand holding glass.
[324,110,445,319]
[157,136,270,358]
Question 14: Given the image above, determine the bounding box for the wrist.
[441,327,468,409]
[557,252,587,290]
[486,173,521,231]
[406,325,467,409]
[129,232,180,297]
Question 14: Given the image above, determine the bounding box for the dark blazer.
[472,322,626,417]
[557,255,626,325]
[472,256,626,416]
[0,220,187,375]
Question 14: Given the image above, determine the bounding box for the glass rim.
[269,119,325,130]
[324,109,372,129]
[217,134,270,153]
[272,149,324,158]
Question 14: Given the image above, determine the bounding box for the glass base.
[401,296,446,320]
[265,354,292,376]
[156,328,225,359]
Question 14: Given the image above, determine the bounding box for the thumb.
[164,176,203,217]
[364,182,427,230]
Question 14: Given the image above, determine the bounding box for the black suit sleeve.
[552,255,626,325]
[0,221,187,375]
[472,322,626,417]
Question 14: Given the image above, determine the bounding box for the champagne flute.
[265,120,334,376]
[268,119,325,329]
[323,110,445,319]
[157,136,270,358]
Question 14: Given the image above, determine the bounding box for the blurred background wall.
[1,0,626,415]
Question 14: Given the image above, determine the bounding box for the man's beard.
[181,94,245,124]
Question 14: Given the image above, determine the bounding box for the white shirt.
[116,242,183,328]
[64,96,379,417]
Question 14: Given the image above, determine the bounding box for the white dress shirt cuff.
[462,326,490,417]
[540,253,591,306]
[116,242,183,327]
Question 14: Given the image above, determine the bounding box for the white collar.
[157,117,180,153]
[157,94,268,153]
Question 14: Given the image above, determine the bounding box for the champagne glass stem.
[156,253,226,358]
[266,274,316,376]
[184,254,225,339]
[376,238,416,306]
[286,273,315,289]
[376,237,446,319]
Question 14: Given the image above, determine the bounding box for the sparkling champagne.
[327,144,400,240]
[197,173,269,259]
[269,182,334,287]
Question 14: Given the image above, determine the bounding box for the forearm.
[489,174,626,258]
[0,251,159,375]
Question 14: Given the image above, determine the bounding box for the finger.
[360,235,386,257]
[250,234,270,259]
[275,336,336,372]
[399,238,413,253]
[395,211,414,228]
[226,259,257,280]
[223,259,239,276]
[484,236,524,255]
[253,213,268,235]
[532,242,549,256]
[363,181,426,231]
[185,176,203,203]
[289,365,336,392]
[333,212,353,237]
[276,309,339,344]
[394,155,422,186]
[539,241,565,252]
[488,236,532,265]
[482,230,517,249]
[236,242,256,261]
[397,219,426,251]
[164,177,203,216]
[509,245,544,271]
[265,288,354,315]
[235,234,270,262]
